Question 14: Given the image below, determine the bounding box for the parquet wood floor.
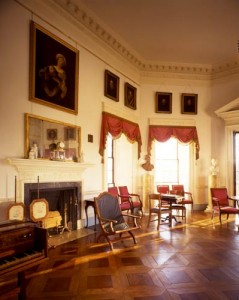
[3,211,239,300]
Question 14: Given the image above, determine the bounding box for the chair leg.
[157,212,161,230]
[147,213,151,228]
[211,211,214,220]
[219,213,222,224]
[128,230,137,244]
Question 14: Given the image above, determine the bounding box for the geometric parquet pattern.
[3,211,239,299]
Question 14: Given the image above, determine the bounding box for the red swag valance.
[147,125,200,159]
[99,112,142,160]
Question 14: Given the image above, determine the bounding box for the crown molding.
[28,0,239,79]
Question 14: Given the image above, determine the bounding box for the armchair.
[94,192,141,250]
[156,185,170,207]
[211,187,239,223]
[118,186,143,215]
[108,186,132,213]
[171,184,193,211]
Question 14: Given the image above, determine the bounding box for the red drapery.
[147,125,200,159]
[99,112,142,161]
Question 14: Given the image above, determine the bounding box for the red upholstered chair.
[118,186,143,215]
[156,185,170,207]
[108,186,132,213]
[211,187,239,223]
[171,184,193,211]
[157,185,170,194]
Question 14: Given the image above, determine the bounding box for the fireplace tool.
[60,201,71,233]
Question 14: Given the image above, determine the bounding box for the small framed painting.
[125,83,137,110]
[181,93,198,114]
[104,70,119,101]
[155,92,172,113]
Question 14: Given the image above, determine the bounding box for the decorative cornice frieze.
[42,0,239,78]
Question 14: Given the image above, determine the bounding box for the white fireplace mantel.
[8,158,94,182]
[8,158,94,203]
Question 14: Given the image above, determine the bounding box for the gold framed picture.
[181,93,198,114]
[125,82,137,110]
[29,21,79,115]
[155,92,172,113]
[104,70,119,101]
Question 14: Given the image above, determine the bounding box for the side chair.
[171,184,193,211]
[211,187,239,224]
[156,185,170,207]
[118,186,143,216]
[108,186,132,213]
[147,193,171,230]
[94,192,141,250]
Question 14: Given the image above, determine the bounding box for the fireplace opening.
[24,182,81,230]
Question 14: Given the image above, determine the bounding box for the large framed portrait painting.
[29,21,79,115]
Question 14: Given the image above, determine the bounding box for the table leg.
[85,204,89,228]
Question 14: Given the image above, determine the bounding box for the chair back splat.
[94,192,141,250]
[157,185,170,194]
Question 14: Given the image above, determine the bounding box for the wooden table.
[85,199,96,231]
[161,194,184,227]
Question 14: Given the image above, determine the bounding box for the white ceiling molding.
[51,0,239,79]
[215,97,239,126]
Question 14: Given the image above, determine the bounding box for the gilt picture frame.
[29,21,79,115]
[155,92,172,113]
[181,93,198,114]
[104,70,119,101]
[125,82,137,110]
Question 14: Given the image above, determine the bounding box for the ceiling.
[75,0,239,66]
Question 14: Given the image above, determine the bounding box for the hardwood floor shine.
[4,211,239,299]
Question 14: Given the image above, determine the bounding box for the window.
[105,134,136,190]
[107,134,114,187]
[154,138,190,190]
[234,132,239,195]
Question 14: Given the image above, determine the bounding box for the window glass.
[155,138,189,188]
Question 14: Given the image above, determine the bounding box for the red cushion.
[120,202,131,210]
[220,207,239,213]
[132,201,141,208]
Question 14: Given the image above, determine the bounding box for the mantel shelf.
[8,158,94,170]
[7,158,94,182]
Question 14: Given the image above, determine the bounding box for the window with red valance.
[99,112,142,161]
[147,125,200,160]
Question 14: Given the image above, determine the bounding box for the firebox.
[24,181,81,230]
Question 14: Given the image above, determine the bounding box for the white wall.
[0,0,239,212]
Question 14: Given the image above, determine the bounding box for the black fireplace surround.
[24,181,82,230]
